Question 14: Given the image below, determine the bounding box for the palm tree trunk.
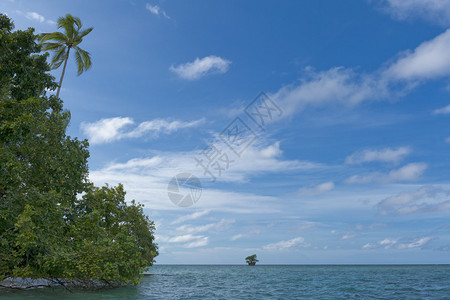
[56,47,71,98]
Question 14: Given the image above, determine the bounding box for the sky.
[3,0,450,264]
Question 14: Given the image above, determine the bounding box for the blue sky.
[3,0,450,264]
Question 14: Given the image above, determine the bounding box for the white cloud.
[89,149,284,212]
[158,234,208,248]
[433,104,450,114]
[346,162,427,184]
[387,162,428,181]
[176,219,234,234]
[270,30,450,118]
[81,117,133,144]
[88,139,322,212]
[299,181,335,196]
[21,11,55,25]
[363,236,432,249]
[341,232,355,240]
[271,67,385,116]
[386,29,450,81]
[25,11,45,22]
[377,185,450,215]
[230,234,245,241]
[146,3,170,19]
[81,117,203,144]
[262,237,309,251]
[170,56,231,80]
[345,147,411,164]
[378,0,450,26]
[171,210,210,225]
[362,238,398,249]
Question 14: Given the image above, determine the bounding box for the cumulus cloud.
[146,3,170,19]
[299,181,335,196]
[433,104,450,115]
[345,147,411,164]
[378,0,450,26]
[362,236,432,249]
[170,56,231,80]
[262,237,309,251]
[81,117,203,144]
[346,162,427,184]
[377,185,450,215]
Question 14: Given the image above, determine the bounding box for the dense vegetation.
[0,14,158,287]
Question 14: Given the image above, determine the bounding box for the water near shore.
[1,265,449,299]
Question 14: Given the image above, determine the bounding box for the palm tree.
[39,14,93,98]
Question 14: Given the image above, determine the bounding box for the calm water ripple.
[1,265,449,299]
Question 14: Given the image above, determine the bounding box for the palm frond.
[41,42,64,51]
[58,14,75,40]
[50,46,67,70]
[74,46,92,75]
[79,27,93,39]
[73,16,82,30]
[39,32,69,43]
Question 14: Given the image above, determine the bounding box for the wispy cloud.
[385,29,450,81]
[158,234,208,248]
[271,67,385,116]
[363,236,432,249]
[341,232,356,240]
[299,181,335,196]
[170,56,231,80]
[345,147,411,164]
[271,29,450,117]
[81,117,204,144]
[171,210,210,225]
[16,10,55,25]
[377,0,450,26]
[146,3,170,19]
[433,104,450,115]
[176,219,234,234]
[26,11,45,22]
[377,186,450,215]
[262,237,309,251]
[346,162,427,184]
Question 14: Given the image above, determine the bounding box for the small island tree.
[245,254,259,266]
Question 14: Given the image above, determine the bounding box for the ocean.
[1,265,449,299]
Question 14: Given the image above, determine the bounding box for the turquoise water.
[1,265,450,299]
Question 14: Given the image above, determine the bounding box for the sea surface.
[1,265,449,299]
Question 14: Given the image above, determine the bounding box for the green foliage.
[0,14,157,286]
[245,254,259,265]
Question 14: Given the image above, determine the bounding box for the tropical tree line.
[0,14,158,288]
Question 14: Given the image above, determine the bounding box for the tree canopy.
[245,254,259,265]
[0,14,157,288]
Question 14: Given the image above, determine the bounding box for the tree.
[245,254,259,266]
[0,14,157,288]
[39,14,93,98]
